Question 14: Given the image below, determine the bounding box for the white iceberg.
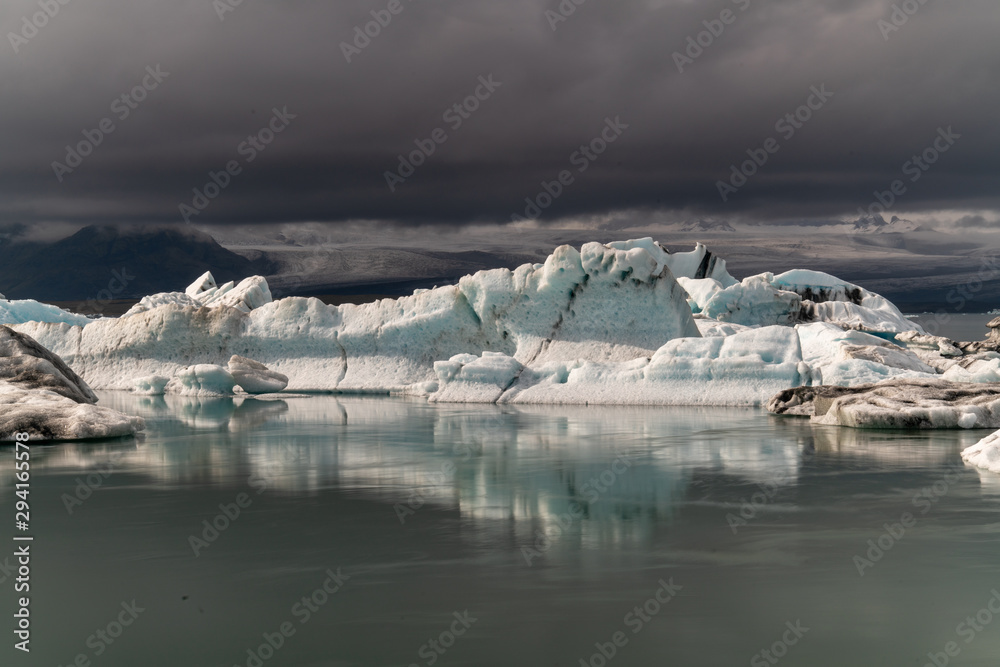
[962,430,1000,474]
[132,375,170,395]
[170,364,237,396]
[772,269,920,334]
[4,239,964,409]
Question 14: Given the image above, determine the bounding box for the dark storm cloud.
[1,0,998,227]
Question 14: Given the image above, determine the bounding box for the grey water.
[3,394,1000,667]
[908,312,996,342]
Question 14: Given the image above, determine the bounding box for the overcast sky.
[2,0,998,231]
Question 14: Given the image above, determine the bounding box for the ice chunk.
[677,277,723,313]
[0,385,145,441]
[123,292,201,317]
[198,276,272,313]
[132,375,170,395]
[774,378,1000,429]
[895,331,963,357]
[127,273,272,317]
[430,351,523,403]
[962,430,1000,474]
[773,269,920,334]
[796,322,931,386]
[942,356,1000,383]
[662,242,737,287]
[0,326,143,440]
[186,271,218,298]
[0,325,97,403]
[170,364,237,396]
[702,274,802,326]
[228,355,288,394]
[0,299,93,326]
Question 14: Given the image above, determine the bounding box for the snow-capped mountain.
[677,219,737,233]
[850,215,923,234]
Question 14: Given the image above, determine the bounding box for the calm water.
[3,394,1000,666]
[909,312,996,342]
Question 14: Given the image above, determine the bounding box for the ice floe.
[769,378,1000,429]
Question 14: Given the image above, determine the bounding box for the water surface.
[2,394,1000,666]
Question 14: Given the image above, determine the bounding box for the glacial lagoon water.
[908,312,996,342]
[3,394,1000,666]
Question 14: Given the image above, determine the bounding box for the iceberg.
[772,269,920,334]
[769,378,1000,429]
[3,238,967,409]
[0,325,144,441]
[962,430,1000,474]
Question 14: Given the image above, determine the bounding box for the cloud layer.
[2,0,998,227]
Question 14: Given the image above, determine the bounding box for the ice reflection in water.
[2,393,998,667]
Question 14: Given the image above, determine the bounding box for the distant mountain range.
[676,220,736,233]
[0,225,271,301]
[850,214,923,234]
